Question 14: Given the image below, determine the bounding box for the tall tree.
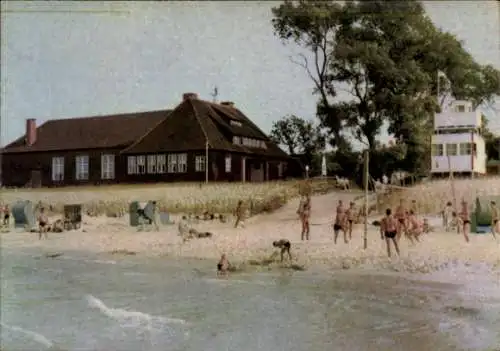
[269,115,326,156]
[272,0,500,174]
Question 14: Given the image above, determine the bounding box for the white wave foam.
[58,256,116,265]
[0,322,54,347]
[85,295,189,327]
[203,278,272,286]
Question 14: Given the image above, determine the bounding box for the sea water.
[1,248,499,351]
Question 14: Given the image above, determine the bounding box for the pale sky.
[1,1,499,146]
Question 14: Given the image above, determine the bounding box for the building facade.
[431,100,487,177]
[1,93,291,187]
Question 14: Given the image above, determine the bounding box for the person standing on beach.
[407,210,421,243]
[380,208,400,258]
[333,200,348,244]
[345,202,356,241]
[38,207,49,240]
[443,201,454,231]
[217,254,230,277]
[395,199,407,240]
[459,200,470,243]
[299,195,311,240]
[489,201,498,240]
[234,200,245,228]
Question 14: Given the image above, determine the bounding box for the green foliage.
[269,114,326,173]
[272,0,500,175]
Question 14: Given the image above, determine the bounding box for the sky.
[1,1,499,146]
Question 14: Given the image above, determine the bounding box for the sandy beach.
[2,191,499,276]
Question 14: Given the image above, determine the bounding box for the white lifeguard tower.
[431,100,487,177]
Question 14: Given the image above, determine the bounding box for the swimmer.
[380,208,400,258]
[217,254,230,276]
[395,199,407,240]
[346,202,356,240]
[272,239,292,262]
[489,201,498,240]
[459,200,470,243]
[333,200,347,244]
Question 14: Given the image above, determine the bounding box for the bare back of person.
[380,209,400,257]
[334,201,347,244]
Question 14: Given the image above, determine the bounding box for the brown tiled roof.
[122,98,289,158]
[2,110,171,153]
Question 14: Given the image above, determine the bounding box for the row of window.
[232,136,267,149]
[127,154,233,175]
[51,154,114,181]
[431,142,476,157]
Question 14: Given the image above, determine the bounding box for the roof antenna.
[210,86,219,103]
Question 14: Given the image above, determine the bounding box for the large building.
[431,100,487,177]
[1,93,291,187]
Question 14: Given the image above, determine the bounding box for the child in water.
[217,254,230,276]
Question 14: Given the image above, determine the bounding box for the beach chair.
[130,201,159,231]
[11,200,36,231]
[63,204,82,230]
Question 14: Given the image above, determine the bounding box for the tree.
[271,0,500,174]
[482,114,500,161]
[269,115,326,172]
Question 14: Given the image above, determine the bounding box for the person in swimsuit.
[459,200,470,243]
[380,208,400,258]
[333,200,348,244]
[442,201,453,231]
[2,205,10,226]
[38,207,49,240]
[394,199,407,240]
[407,210,421,243]
[217,254,230,276]
[345,202,356,241]
[489,201,498,240]
[273,239,292,262]
[234,200,245,228]
[299,195,311,240]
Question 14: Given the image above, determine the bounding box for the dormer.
[450,100,473,113]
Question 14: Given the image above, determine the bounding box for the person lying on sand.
[490,201,498,240]
[38,207,49,240]
[380,208,400,258]
[459,200,470,243]
[272,239,292,262]
[333,200,348,244]
[217,254,230,276]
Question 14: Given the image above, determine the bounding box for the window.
[195,156,206,172]
[459,143,472,155]
[178,153,187,173]
[233,136,241,145]
[230,120,242,127]
[225,155,231,172]
[167,154,177,173]
[127,156,137,174]
[445,143,458,156]
[51,156,64,181]
[456,105,465,112]
[101,154,115,179]
[431,144,444,156]
[137,155,146,174]
[147,155,157,174]
[157,154,166,173]
[75,155,89,180]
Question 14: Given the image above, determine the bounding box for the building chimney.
[221,101,235,107]
[25,118,37,146]
[183,92,198,101]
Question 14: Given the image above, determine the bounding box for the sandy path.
[1,192,499,274]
